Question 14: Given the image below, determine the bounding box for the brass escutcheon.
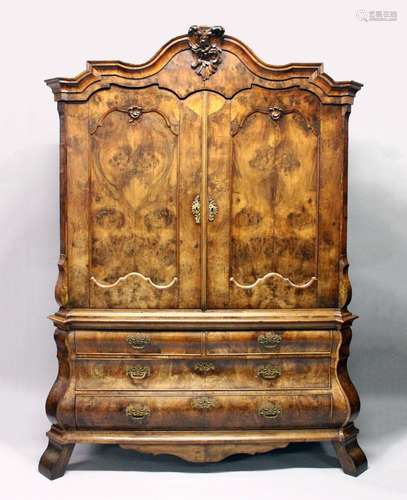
[192,194,201,224]
[256,364,281,380]
[258,403,282,419]
[257,332,282,350]
[194,361,215,374]
[191,396,216,411]
[92,366,104,378]
[126,404,150,421]
[126,365,150,381]
[127,334,151,350]
[208,198,218,222]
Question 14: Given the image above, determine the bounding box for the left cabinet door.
[84,86,201,308]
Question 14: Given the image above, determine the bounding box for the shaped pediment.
[46,26,362,104]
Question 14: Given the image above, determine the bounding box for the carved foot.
[333,425,368,477]
[38,439,75,480]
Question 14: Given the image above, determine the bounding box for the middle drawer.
[75,357,330,391]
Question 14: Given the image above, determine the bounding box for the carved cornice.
[45,28,362,104]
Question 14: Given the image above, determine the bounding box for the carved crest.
[188,25,225,80]
[127,106,143,122]
[269,106,284,121]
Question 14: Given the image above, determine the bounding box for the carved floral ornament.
[127,106,143,122]
[269,106,284,120]
[188,25,225,80]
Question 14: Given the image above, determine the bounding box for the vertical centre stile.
[200,91,209,311]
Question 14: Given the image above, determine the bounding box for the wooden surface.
[40,26,366,479]
[50,308,357,330]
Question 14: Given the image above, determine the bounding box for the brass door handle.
[126,366,150,381]
[257,332,282,350]
[256,364,281,380]
[193,361,215,374]
[127,334,151,350]
[126,404,150,421]
[192,195,218,224]
[258,403,282,419]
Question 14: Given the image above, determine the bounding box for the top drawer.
[75,331,202,355]
[75,330,333,356]
[205,331,333,355]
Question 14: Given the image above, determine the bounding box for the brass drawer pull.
[257,364,281,380]
[126,366,150,381]
[126,404,150,421]
[257,332,282,350]
[194,361,215,374]
[127,334,151,350]
[192,195,218,224]
[191,396,216,411]
[258,403,282,419]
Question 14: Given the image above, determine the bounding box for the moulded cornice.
[45,30,362,104]
[50,308,358,331]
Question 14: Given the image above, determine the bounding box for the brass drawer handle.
[257,332,282,350]
[258,403,282,419]
[127,334,151,350]
[126,404,150,421]
[192,195,218,224]
[126,366,150,381]
[191,396,216,411]
[257,364,281,380]
[194,361,215,374]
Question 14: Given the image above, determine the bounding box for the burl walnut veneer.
[39,26,367,479]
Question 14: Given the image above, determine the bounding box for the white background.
[0,0,406,498]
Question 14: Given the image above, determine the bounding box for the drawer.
[75,331,202,355]
[75,393,332,430]
[206,331,333,355]
[75,357,330,391]
[205,393,332,429]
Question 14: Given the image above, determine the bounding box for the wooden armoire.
[39,26,367,479]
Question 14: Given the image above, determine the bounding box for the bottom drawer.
[75,393,332,430]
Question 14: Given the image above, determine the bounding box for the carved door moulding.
[89,105,179,136]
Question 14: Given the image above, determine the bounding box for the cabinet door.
[207,88,320,309]
[88,87,202,308]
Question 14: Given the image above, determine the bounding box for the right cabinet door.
[207,87,321,309]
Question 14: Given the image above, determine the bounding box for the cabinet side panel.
[318,106,345,306]
[66,103,90,307]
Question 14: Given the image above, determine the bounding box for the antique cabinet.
[39,26,367,479]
